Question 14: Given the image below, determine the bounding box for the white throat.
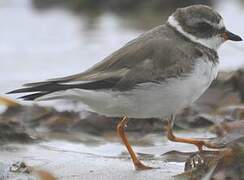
[167,15,224,50]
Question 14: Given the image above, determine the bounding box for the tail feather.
[7,78,118,101]
[23,81,53,87]
[19,93,49,101]
[7,83,66,94]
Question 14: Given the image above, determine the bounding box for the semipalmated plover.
[8,5,242,170]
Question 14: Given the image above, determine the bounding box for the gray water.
[0,0,244,98]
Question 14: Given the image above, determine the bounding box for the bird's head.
[168,5,242,50]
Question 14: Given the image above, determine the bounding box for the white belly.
[126,60,218,118]
[43,59,219,118]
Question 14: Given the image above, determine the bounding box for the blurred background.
[0,0,244,101]
[0,1,244,179]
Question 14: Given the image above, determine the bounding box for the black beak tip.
[234,35,243,41]
[237,36,243,41]
[227,31,243,41]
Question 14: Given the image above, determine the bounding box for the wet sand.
[0,131,213,180]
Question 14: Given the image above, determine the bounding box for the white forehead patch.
[167,15,225,50]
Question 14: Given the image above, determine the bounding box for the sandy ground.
[0,131,214,180]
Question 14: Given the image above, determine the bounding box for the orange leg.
[117,116,153,170]
[166,117,222,151]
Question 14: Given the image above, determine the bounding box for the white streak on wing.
[52,59,153,86]
[167,15,225,50]
[58,68,129,85]
[59,80,92,85]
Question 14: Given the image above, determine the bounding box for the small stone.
[9,162,31,174]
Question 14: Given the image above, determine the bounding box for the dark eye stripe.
[197,22,212,29]
[219,27,226,33]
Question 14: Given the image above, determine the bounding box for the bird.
[8,5,242,170]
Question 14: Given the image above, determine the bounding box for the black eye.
[219,27,226,33]
[197,22,212,30]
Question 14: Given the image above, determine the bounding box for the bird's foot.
[134,160,155,170]
[117,116,156,171]
[165,123,225,151]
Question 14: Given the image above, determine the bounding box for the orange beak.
[222,31,242,41]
